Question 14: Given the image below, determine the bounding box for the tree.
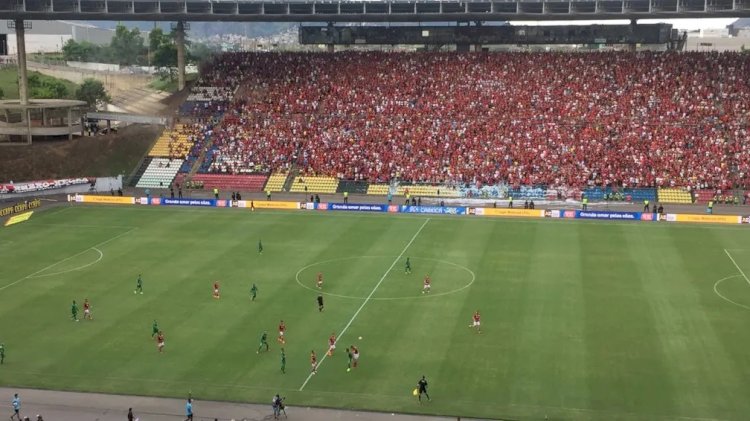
[188,42,217,65]
[149,29,178,80]
[28,74,69,99]
[76,79,110,110]
[62,39,101,62]
[110,24,145,66]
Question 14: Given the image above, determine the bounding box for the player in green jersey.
[405,257,411,274]
[135,274,143,294]
[280,348,286,374]
[250,283,258,301]
[257,331,269,354]
[346,347,353,372]
[258,240,263,254]
[152,320,159,338]
[71,300,79,321]
[0,343,5,365]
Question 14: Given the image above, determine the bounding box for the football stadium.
[1,3,750,421]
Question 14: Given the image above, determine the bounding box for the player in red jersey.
[316,272,323,289]
[471,311,481,333]
[156,331,165,353]
[213,281,220,299]
[278,320,286,344]
[327,332,336,357]
[310,350,318,374]
[350,345,359,368]
[422,275,431,294]
[83,298,93,320]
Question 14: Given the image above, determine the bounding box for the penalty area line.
[299,218,431,391]
[723,249,750,288]
[0,227,137,292]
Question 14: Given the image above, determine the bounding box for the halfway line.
[723,249,750,287]
[0,228,137,292]
[299,218,431,391]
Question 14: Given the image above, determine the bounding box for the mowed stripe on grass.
[1,206,750,420]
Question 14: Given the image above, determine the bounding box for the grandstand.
[170,51,749,199]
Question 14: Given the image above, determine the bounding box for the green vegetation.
[75,79,111,110]
[148,73,197,93]
[62,24,217,68]
[0,67,78,100]
[2,207,750,420]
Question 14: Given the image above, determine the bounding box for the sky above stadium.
[510,18,737,30]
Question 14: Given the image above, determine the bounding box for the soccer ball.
[347,368,351,372]
[358,336,362,340]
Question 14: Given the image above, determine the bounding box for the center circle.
[295,255,475,300]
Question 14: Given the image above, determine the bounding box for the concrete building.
[0,20,114,54]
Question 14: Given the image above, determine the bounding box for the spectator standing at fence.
[10,393,21,421]
[184,398,193,421]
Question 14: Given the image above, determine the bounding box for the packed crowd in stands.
[191,51,750,189]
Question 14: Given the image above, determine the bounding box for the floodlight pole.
[11,19,30,105]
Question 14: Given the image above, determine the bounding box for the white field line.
[723,249,750,288]
[27,247,104,279]
[0,228,136,292]
[298,218,431,391]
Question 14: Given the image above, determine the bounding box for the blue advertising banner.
[400,206,467,215]
[161,198,216,207]
[575,210,644,220]
[328,203,388,212]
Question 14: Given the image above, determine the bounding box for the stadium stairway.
[658,188,693,204]
[190,174,269,192]
[135,158,184,189]
[337,180,370,194]
[289,176,339,194]
[128,157,153,187]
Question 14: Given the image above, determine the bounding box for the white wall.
[7,34,72,54]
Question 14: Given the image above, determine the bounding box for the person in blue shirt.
[10,393,20,421]
[184,398,193,420]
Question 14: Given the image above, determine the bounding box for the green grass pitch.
[1,205,750,420]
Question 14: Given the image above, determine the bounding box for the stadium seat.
[135,158,184,189]
[657,188,693,204]
[190,174,269,192]
[289,177,339,194]
[264,173,288,192]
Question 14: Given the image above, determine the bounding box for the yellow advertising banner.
[81,195,136,205]
[243,200,300,210]
[479,208,545,218]
[673,214,741,225]
[4,211,34,227]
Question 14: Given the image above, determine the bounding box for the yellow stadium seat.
[264,173,288,192]
[658,188,692,204]
[367,184,389,195]
[289,176,339,194]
